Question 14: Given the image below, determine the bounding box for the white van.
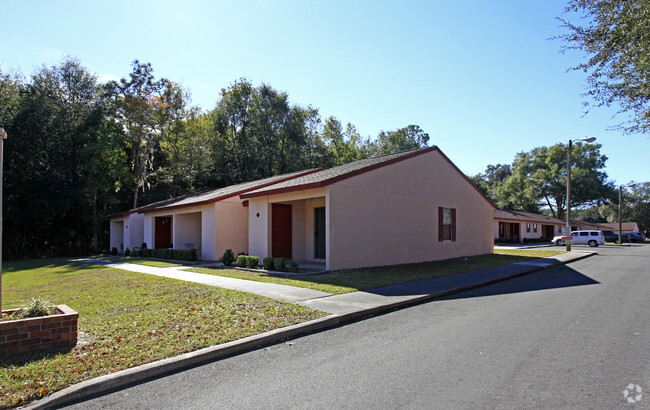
[553,230,605,247]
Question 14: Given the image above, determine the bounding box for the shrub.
[525,237,552,243]
[124,247,131,257]
[247,256,260,269]
[494,238,519,244]
[223,249,235,266]
[289,260,300,273]
[237,251,247,257]
[236,255,248,267]
[141,242,148,250]
[111,247,118,255]
[13,298,54,319]
[273,257,286,272]
[262,257,274,270]
[131,248,197,261]
[189,248,198,262]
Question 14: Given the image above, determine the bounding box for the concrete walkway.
[71,259,332,304]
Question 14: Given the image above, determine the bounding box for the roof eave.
[241,147,438,199]
[140,168,325,214]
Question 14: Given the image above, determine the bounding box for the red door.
[272,204,292,258]
[155,217,172,249]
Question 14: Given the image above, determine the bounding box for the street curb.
[27,316,342,409]
[27,252,595,409]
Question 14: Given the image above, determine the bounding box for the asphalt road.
[64,244,650,409]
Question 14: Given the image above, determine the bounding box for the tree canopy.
[472,142,616,220]
[0,58,430,258]
[559,0,650,134]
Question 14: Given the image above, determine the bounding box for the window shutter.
[451,208,457,242]
[438,207,443,242]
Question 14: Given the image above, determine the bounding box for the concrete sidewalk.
[33,251,596,409]
[71,258,332,304]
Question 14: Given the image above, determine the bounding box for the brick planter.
[0,305,78,357]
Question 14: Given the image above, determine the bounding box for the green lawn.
[190,248,567,295]
[0,259,326,408]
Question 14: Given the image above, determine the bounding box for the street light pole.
[566,136,596,251]
[0,128,6,313]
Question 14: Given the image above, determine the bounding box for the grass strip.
[0,259,325,408]
[190,249,566,295]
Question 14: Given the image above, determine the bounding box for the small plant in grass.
[223,249,235,266]
[273,257,286,272]
[111,247,118,255]
[11,298,54,319]
[262,256,274,270]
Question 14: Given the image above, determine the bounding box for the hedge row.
[236,255,260,269]
[495,237,552,244]
[129,247,198,261]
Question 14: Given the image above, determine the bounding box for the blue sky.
[2,0,648,186]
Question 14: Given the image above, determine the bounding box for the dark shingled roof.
[494,209,564,225]
[241,147,438,198]
[106,169,321,218]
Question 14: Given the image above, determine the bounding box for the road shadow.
[439,264,599,301]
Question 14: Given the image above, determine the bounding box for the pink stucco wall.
[326,149,494,270]
[248,149,494,271]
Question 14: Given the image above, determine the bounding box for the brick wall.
[0,305,78,357]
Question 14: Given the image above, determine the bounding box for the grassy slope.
[0,259,325,408]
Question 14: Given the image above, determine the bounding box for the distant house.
[494,210,564,243]
[107,170,320,260]
[240,147,495,271]
[569,220,600,231]
[108,210,145,253]
[594,221,639,233]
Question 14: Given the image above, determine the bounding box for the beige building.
[594,222,639,233]
[494,210,565,243]
[109,211,144,253]
[108,170,318,260]
[241,147,495,271]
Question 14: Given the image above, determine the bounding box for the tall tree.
[250,84,295,176]
[470,164,513,204]
[559,0,650,133]
[497,142,614,218]
[0,70,21,128]
[371,125,430,155]
[4,58,124,256]
[107,60,167,208]
[211,78,255,185]
[300,105,328,168]
[154,81,207,197]
[627,182,650,234]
